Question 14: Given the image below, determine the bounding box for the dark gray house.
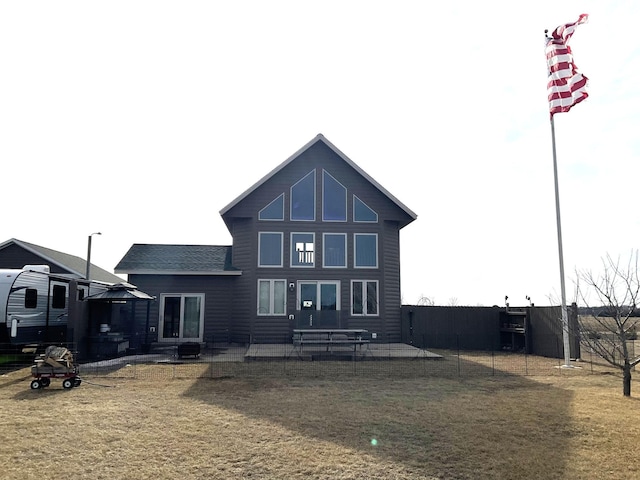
[0,238,124,284]
[116,134,417,346]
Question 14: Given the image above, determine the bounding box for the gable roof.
[219,133,418,224]
[115,244,240,275]
[0,238,124,284]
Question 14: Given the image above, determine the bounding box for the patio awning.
[85,282,155,302]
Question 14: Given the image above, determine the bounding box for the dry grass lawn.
[1,357,640,480]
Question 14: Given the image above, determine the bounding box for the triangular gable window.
[323,170,347,222]
[290,170,315,221]
[353,196,378,222]
[259,193,284,221]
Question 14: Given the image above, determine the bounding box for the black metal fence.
[0,336,625,381]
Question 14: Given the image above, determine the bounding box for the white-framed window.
[291,232,315,267]
[259,232,283,267]
[290,170,316,221]
[259,193,285,221]
[258,279,286,315]
[354,233,378,268]
[323,170,347,222]
[323,233,346,268]
[353,195,378,222]
[351,280,379,316]
[159,293,205,342]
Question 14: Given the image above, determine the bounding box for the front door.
[159,294,204,342]
[298,281,340,328]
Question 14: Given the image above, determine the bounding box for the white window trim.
[257,279,287,316]
[322,233,347,268]
[298,280,341,311]
[158,293,205,343]
[259,193,285,221]
[353,195,378,223]
[258,231,284,267]
[354,233,378,269]
[290,170,316,222]
[322,170,347,222]
[291,232,315,268]
[351,280,379,316]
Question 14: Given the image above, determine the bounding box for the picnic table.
[292,328,370,354]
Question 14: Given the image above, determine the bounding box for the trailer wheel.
[74,378,82,387]
[40,378,51,387]
[30,380,42,390]
[62,378,74,389]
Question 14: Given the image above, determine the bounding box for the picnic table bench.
[292,328,370,354]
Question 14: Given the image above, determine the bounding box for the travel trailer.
[0,265,107,345]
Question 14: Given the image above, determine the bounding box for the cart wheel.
[74,378,82,387]
[30,380,42,390]
[62,378,74,389]
[40,378,51,387]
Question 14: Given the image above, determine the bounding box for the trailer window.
[52,285,66,309]
[25,289,37,309]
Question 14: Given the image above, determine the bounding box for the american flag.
[546,14,589,116]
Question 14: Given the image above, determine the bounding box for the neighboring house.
[0,238,129,351]
[116,134,417,346]
[0,238,123,284]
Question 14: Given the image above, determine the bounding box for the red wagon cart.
[30,346,81,390]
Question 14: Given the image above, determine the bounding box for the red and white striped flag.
[546,14,589,116]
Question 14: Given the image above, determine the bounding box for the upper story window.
[290,170,315,221]
[354,233,378,268]
[323,233,346,268]
[259,194,284,221]
[258,232,283,267]
[322,170,347,222]
[291,232,315,267]
[354,196,378,222]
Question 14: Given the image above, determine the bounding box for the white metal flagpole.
[549,115,572,367]
[545,14,589,368]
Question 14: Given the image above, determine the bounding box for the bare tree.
[576,251,640,396]
[416,295,435,306]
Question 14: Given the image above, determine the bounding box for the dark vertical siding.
[229,218,253,342]
[128,274,235,344]
[401,305,580,359]
[382,221,401,341]
[528,305,580,359]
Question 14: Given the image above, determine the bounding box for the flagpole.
[550,114,572,368]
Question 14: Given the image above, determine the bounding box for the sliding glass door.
[159,294,204,342]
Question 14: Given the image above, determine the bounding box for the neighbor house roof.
[115,244,240,275]
[219,133,418,225]
[0,238,124,284]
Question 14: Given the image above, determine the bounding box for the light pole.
[85,232,102,280]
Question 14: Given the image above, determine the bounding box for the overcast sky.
[1,1,638,306]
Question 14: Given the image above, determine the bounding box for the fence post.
[456,334,461,377]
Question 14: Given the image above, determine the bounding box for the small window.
[52,285,66,309]
[323,233,346,268]
[25,289,37,309]
[290,170,316,221]
[323,170,347,221]
[354,233,378,268]
[259,194,285,220]
[259,232,283,267]
[291,233,315,267]
[354,196,378,222]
